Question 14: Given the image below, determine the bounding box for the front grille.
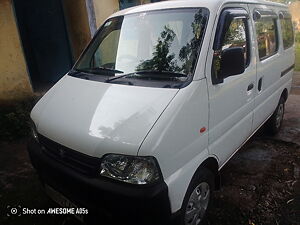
[38,134,101,176]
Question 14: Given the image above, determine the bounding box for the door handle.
[258,77,263,91]
[247,83,254,91]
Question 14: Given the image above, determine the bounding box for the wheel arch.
[281,88,288,103]
[166,155,220,213]
[174,157,220,224]
[194,157,221,190]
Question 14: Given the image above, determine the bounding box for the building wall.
[93,0,166,28]
[0,0,32,102]
[0,0,165,102]
[63,0,92,60]
[93,0,120,27]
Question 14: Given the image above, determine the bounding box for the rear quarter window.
[280,15,294,49]
[255,17,278,60]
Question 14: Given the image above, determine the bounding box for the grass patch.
[295,42,300,71]
[0,98,37,141]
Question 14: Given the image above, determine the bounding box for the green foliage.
[295,41,300,71]
[269,0,297,4]
[0,99,36,141]
[295,31,300,71]
[295,31,300,43]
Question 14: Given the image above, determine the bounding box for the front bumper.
[27,138,172,225]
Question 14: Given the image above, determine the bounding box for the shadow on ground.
[207,89,300,225]
[208,138,300,225]
[0,140,81,225]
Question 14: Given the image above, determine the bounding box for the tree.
[136,9,208,75]
[269,0,298,5]
[136,25,180,72]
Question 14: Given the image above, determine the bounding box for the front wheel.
[179,168,215,225]
[267,97,285,135]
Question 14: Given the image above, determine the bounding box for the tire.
[267,97,285,135]
[179,168,215,225]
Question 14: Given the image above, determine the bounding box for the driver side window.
[222,18,249,65]
[212,16,250,81]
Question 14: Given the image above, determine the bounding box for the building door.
[119,0,161,10]
[119,0,139,9]
[13,0,73,91]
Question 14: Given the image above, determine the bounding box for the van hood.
[31,75,178,158]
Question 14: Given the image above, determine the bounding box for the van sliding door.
[249,5,283,131]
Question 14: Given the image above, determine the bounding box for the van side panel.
[205,3,256,167]
[274,6,294,95]
[138,80,210,212]
[249,4,294,132]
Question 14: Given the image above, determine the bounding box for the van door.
[206,6,256,167]
[248,5,283,131]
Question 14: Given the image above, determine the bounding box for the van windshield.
[74,8,209,88]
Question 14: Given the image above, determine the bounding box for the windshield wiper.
[105,70,187,83]
[76,67,124,75]
[105,74,130,82]
[135,70,187,78]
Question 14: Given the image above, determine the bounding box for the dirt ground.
[0,73,299,225]
[208,133,300,225]
[208,72,300,225]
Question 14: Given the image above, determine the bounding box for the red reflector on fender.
[200,127,206,133]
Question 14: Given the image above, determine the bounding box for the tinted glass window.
[280,17,294,49]
[212,17,249,80]
[255,18,278,60]
[75,8,209,88]
[222,18,249,65]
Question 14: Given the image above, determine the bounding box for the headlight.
[30,120,39,142]
[100,154,161,185]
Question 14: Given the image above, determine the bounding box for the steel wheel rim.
[185,182,210,225]
[276,103,284,129]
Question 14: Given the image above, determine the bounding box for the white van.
[28,0,295,224]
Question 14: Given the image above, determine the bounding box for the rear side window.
[280,13,294,49]
[254,13,278,60]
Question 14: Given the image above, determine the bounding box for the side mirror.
[219,47,245,80]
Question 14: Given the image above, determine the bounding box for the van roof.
[110,0,287,18]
